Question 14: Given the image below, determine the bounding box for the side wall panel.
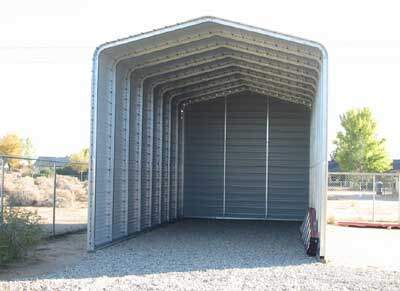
[112,64,129,240]
[184,99,225,217]
[127,82,140,234]
[268,99,310,220]
[94,57,113,246]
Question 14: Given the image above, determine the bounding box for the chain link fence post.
[372,174,376,193]
[398,174,400,224]
[0,157,4,224]
[52,162,57,236]
[372,191,375,222]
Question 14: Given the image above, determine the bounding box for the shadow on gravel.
[8,219,319,281]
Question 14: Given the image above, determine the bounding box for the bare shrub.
[55,189,75,208]
[4,172,88,207]
[0,207,43,264]
[5,174,44,206]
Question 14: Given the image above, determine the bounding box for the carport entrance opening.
[184,92,310,220]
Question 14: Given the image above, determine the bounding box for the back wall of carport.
[184,93,310,220]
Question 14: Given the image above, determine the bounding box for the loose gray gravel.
[1,219,399,290]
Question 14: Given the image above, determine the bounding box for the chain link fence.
[0,155,88,237]
[328,172,400,223]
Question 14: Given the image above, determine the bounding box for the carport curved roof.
[94,16,327,108]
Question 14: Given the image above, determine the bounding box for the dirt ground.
[327,191,400,223]
[0,232,87,281]
[16,205,87,235]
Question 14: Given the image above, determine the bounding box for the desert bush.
[5,174,45,206]
[20,166,34,178]
[55,189,75,207]
[6,190,50,207]
[0,207,43,264]
[74,182,88,202]
[4,172,88,207]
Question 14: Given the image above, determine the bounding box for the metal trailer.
[89,17,328,258]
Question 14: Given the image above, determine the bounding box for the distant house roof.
[328,160,341,172]
[392,159,400,172]
[329,159,400,173]
[34,156,70,168]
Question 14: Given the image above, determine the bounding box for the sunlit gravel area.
[1,219,399,290]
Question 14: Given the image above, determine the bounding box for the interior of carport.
[89,17,327,256]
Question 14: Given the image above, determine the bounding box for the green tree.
[333,108,391,172]
[22,138,35,158]
[22,137,35,166]
[0,133,23,169]
[69,147,89,174]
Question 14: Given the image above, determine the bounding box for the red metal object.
[300,208,319,256]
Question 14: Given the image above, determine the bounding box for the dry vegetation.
[0,207,43,264]
[4,172,88,208]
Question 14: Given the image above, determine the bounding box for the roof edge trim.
[92,16,328,62]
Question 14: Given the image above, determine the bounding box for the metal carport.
[89,17,328,258]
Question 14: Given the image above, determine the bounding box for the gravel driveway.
[1,219,399,290]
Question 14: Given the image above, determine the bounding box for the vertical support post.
[223,96,227,216]
[174,104,179,220]
[398,174,400,224]
[373,174,376,193]
[124,77,130,236]
[0,157,4,223]
[265,97,269,219]
[182,108,185,217]
[179,106,185,218]
[52,162,57,236]
[158,95,163,224]
[318,51,329,259]
[136,87,143,231]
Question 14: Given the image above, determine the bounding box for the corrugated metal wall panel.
[161,98,170,222]
[151,93,162,226]
[184,99,224,217]
[177,108,185,218]
[94,58,113,246]
[268,99,310,220]
[225,93,267,218]
[127,83,141,234]
[169,102,178,220]
[141,87,153,230]
[112,68,129,240]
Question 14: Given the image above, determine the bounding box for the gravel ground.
[1,219,399,290]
